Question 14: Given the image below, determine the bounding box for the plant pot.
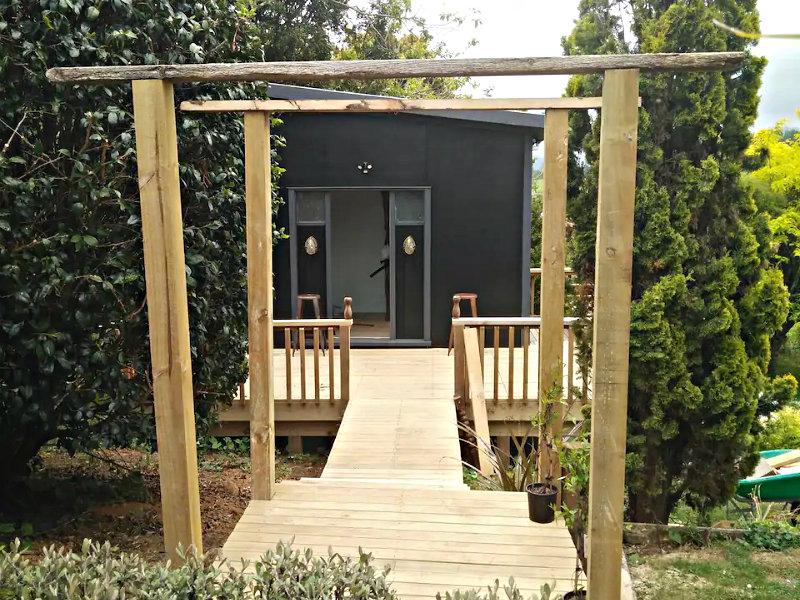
[564,591,586,599]
[526,483,558,523]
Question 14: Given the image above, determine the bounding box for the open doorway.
[290,187,430,346]
[329,190,390,339]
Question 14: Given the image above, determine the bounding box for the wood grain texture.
[587,69,640,600]
[454,316,579,327]
[244,111,275,501]
[221,480,577,598]
[539,109,569,487]
[180,97,606,112]
[48,52,744,84]
[131,80,202,560]
[464,328,492,477]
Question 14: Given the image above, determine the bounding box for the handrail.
[273,318,352,328]
[453,316,578,327]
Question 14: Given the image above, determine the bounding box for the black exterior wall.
[273,112,536,347]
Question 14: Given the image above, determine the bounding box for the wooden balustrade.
[236,298,353,406]
[452,316,578,406]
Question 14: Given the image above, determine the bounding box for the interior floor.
[351,312,390,338]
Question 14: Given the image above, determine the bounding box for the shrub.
[0,538,397,599]
[742,520,800,551]
[0,0,347,479]
[760,407,800,450]
[436,580,560,600]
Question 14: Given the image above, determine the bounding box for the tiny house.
[271,84,543,346]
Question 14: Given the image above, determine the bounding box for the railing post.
[453,320,466,404]
[131,79,202,561]
[340,297,352,401]
[244,110,275,501]
[587,68,639,600]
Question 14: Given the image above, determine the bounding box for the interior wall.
[330,190,387,316]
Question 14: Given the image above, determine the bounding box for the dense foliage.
[0,0,459,479]
[331,0,469,98]
[562,0,791,522]
[0,539,397,599]
[746,117,800,380]
[760,407,800,450]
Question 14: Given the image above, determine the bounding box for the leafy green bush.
[742,520,800,551]
[0,0,348,479]
[0,538,397,599]
[761,407,800,450]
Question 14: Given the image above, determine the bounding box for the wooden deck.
[222,347,579,598]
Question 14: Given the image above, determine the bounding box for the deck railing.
[452,315,579,477]
[452,316,578,406]
[235,298,353,406]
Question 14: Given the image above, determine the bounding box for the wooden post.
[131,80,202,560]
[538,109,569,488]
[453,321,466,403]
[244,111,275,501]
[587,69,639,600]
[340,297,352,401]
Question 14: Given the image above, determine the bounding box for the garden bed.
[0,443,326,562]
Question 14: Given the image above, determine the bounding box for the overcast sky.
[409,0,800,131]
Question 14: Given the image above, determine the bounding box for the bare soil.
[0,447,326,562]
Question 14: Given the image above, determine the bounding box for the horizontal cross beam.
[180,97,608,112]
[46,52,744,85]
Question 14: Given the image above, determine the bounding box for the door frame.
[288,186,431,346]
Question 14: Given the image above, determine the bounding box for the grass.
[631,542,800,600]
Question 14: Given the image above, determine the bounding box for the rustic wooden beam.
[587,69,640,600]
[244,111,275,501]
[180,97,607,113]
[538,108,569,491]
[464,327,493,478]
[131,80,202,561]
[46,52,745,85]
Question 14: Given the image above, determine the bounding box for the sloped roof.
[266,83,544,133]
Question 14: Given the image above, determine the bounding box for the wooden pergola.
[48,52,743,600]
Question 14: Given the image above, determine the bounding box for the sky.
[409,0,800,131]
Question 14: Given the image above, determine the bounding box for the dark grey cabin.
[271,84,542,347]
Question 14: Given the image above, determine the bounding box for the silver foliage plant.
[436,579,561,600]
[0,539,396,599]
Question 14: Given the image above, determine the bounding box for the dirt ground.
[0,446,326,562]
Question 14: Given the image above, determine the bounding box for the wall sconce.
[403,235,416,255]
[356,161,373,174]
[304,235,318,255]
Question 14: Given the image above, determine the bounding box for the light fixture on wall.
[403,235,416,255]
[356,161,373,174]
[304,235,318,255]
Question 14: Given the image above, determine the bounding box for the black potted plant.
[526,478,558,523]
[525,372,564,523]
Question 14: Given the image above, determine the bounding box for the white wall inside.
[330,190,387,316]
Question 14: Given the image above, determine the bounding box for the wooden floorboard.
[221,348,579,598]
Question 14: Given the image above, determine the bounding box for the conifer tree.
[562,0,791,522]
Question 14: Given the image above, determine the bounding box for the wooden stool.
[294,293,326,354]
[448,293,478,354]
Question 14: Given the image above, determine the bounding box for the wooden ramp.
[222,349,577,598]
